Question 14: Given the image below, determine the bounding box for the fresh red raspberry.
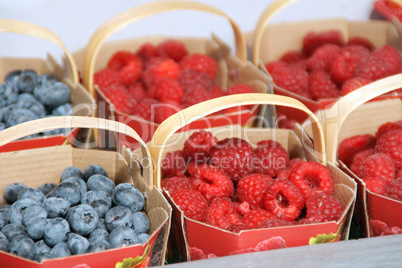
[178,68,213,92]
[204,198,241,229]
[128,82,146,102]
[387,177,402,201]
[362,177,388,196]
[306,44,342,71]
[338,134,376,167]
[330,46,369,84]
[376,121,402,139]
[263,178,304,221]
[267,62,310,96]
[235,174,272,209]
[94,69,123,91]
[376,130,402,168]
[171,189,208,221]
[289,158,304,169]
[305,193,345,222]
[227,223,252,233]
[254,237,287,251]
[346,36,375,51]
[183,130,217,163]
[258,219,294,228]
[308,69,340,100]
[210,138,254,183]
[142,59,181,88]
[241,209,276,228]
[210,85,226,98]
[302,30,344,56]
[279,51,306,63]
[371,45,401,75]
[118,58,143,86]
[186,161,200,177]
[157,39,188,62]
[256,140,283,148]
[180,53,218,79]
[276,169,291,180]
[103,85,136,114]
[181,84,212,107]
[136,43,160,62]
[354,54,394,81]
[370,219,389,237]
[151,78,184,103]
[154,101,182,124]
[107,51,139,71]
[189,247,205,261]
[161,176,193,195]
[161,150,187,178]
[234,201,251,215]
[360,153,395,185]
[133,98,160,121]
[191,164,234,200]
[254,140,290,177]
[341,77,372,96]
[350,149,375,175]
[226,84,255,95]
[288,161,335,199]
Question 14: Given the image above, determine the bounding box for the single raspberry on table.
[142,58,181,88]
[235,173,272,209]
[338,134,376,167]
[152,78,184,103]
[306,44,342,71]
[171,189,208,221]
[161,150,187,178]
[191,164,234,201]
[263,178,304,221]
[305,193,345,222]
[376,129,402,168]
[227,223,252,233]
[254,140,290,177]
[161,176,193,195]
[346,36,375,51]
[118,58,143,86]
[350,149,375,175]
[136,43,160,62]
[181,84,212,107]
[183,130,217,163]
[210,138,255,183]
[204,198,241,229]
[128,82,147,102]
[258,219,294,229]
[360,153,395,185]
[107,50,140,71]
[226,84,255,95]
[180,53,218,79]
[302,30,344,56]
[178,69,213,92]
[362,177,388,196]
[241,209,276,228]
[103,85,136,114]
[341,77,372,96]
[308,69,340,100]
[157,39,188,62]
[279,51,306,63]
[387,177,402,201]
[94,69,123,91]
[376,121,402,139]
[154,101,183,124]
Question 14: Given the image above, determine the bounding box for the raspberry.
[241,209,276,228]
[118,58,143,86]
[376,121,402,139]
[227,223,252,233]
[226,84,255,95]
[180,53,218,79]
[161,150,187,178]
[346,36,375,51]
[254,140,290,177]
[302,30,344,56]
[330,46,369,84]
[279,51,306,63]
[210,138,254,183]
[305,193,344,222]
[191,164,234,200]
[94,69,122,91]
[107,51,139,71]
[128,82,146,102]
[142,59,181,88]
[297,215,328,224]
[171,189,208,221]
[362,177,388,196]
[263,178,304,221]
[157,39,188,62]
[161,176,193,195]
[189,247,205,261]
[360,153,395,185]
[204,198,241,229]
[354,54,394,81]
[306,44,342,71]
[136,43,159,62]
[341,77,372,96]
[338,134,376,167]
[186,161,200,177]
[133,98,159,121]
[350,149,375,175]
[376,130,402,168]
[288,161,335,199]
[103,85,136,114]
[267,62,309,96]
[371,45,401,75]
[154,101,182,124]
[181,84,212,107]
[370,219,389,237]
[289,158,304,169]
[229,248,256,255]
[255,237,287,251]
[258,218,294,228]
[387,177,402,201]
[276,169,291,180]
[183,130,217,163]
[396,168,402,179]
[234,201,251,215]
[308,69,340,100]
[235,173,272,209]
[178,69,213,92]
[210,85,226,98]
[152,78,184,103]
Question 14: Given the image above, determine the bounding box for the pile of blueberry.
[0,69,72,136]
[0,164,150,262]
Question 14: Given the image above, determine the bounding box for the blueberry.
[81,191,111,218]
[17,187,46,203]
[0,122,6,131]
[105,206,133,232]
[38,183,57,196]
[43,197,71,219]
[0,233,9,252]
[66,232,89,255]
[62,176,87,196]
[0,104,16,123]
[35,74,59,88]
[1,223,26,240]
[60,166,85,181]
[113,183,145,212]
[0,213,4,230]
[132,212,150,234]
[9,234,36,260]
[34,252,52,262]
[34,82,70,108]
[46,181,81,206]
[84,165,109,181]
[89,228,109,243]
[67,204,99,236]
[16,69,37,94]
[87,239,111,253]
[87,175,115,196]
[96,218,107,231]
[108,226,139,248]
[10,198,40,225]
[50,242,71,258]
[4,182,27,204]
[25,217,47,240]
[44,218,70,247]
[6,108,37,128]
[17,93,37,104]
[22,205,47,226]
[138,233,150,244]
[5,70,21,83]
[14,99,46,118]
[35,239,51,255]
[0,81,19,107]
[0,207,10,226]
[52,103,73,116]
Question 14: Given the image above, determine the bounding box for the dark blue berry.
[138,233,150,244]
[46,181,81,206]
[9,198,40,225]
[105,206,133,232]
[6,108,37,128]
[17,187,46,203]
[0,104,16,123]
[22,205,47,226]
[113,183,145,212]
[34,252,52,263]
[25,217,46,240]
[66,232,89,255]
[44,218,70,247]
[0,81,19,107]
[60,166,85,181]
[84,165,109,181]
[38,183,57,196]
[52,103,73,116]
[89,228,109,243]
[0,233,9,252]
[35,74,58,88]
[87,175,115,196]
[132,212,150,234]
[1,223,26,240]
[96,218,107,231]
[16,69,37,94]
[62,176,87,196]
[34,82,70,108]
[81,190,111,218]
[4,182,27,204]
[9,234,36,260]
[0,122,6,131]
[67,204,99,236]
[14,98,46,118]
[108,226,139,248]
[50,242,71,258]
[87,239,111,253]
[43,197,71,218]
[5,70,21,83]
[35,240,51,255]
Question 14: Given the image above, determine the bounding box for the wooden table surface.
[162,234,402,268]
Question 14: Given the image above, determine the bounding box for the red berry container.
[0,19,95,152]
[0,116,171,267]
[140,93,356,262]
[319,74,402,238]
[250,0,402,123]
[80,1,270,151]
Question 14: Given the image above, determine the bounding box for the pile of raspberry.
[265,30,402,100]
[338,120,402,201]
[94,40,255,123]
[161,130,345,232]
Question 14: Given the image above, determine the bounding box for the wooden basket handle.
[0,19,79,85]
[82,0,247,97]
[325,74,402,163]
[150,93,325,188]
[0,116,153,187]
